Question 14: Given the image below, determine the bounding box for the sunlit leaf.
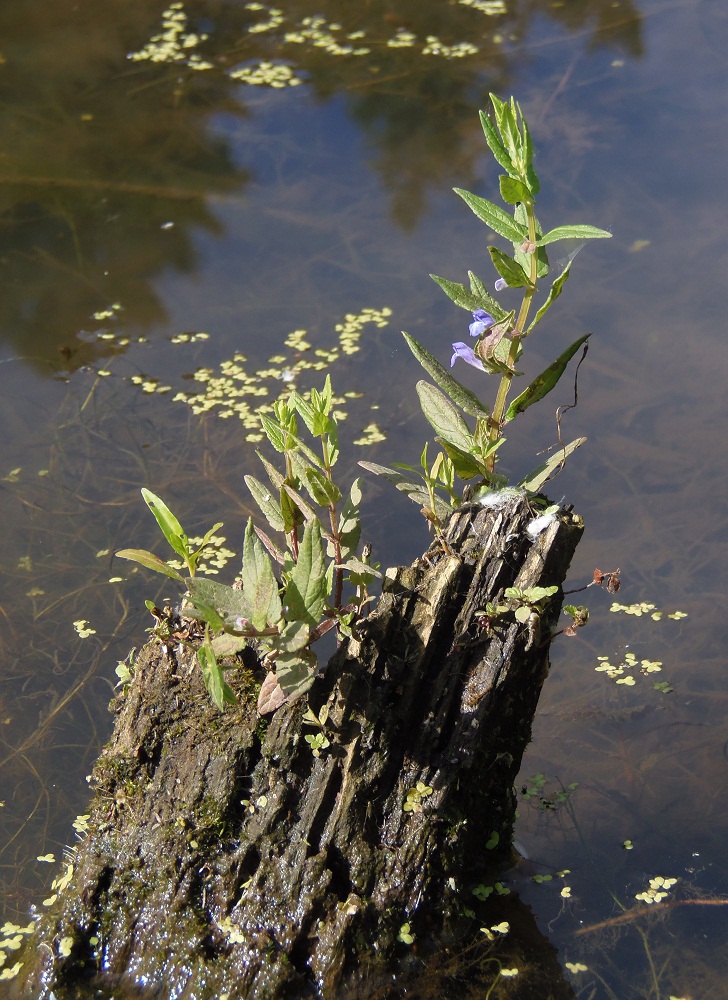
[257,671,288,715]
[245,475,285,532]
[518,437,587,492]
[141,488,188,560]
[479,109,513,175]
[488,247,529,287]
[402,333,490,418]
[115,548,185,583]
[198,632,237,711]
[186,577,251,629]
[275,649,317,704]
[537,225,612,246]
[416,381,475,454]
[454,188,528,244]
[359,460,453,521]
[336,478,362,562]
[430,274,506,321]
[499,176,531,206]
[242,518,282,630]
[284,519,328,626]
[503,335,590,423]
[527,258,573,332]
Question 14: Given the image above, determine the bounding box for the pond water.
[1,0,727,996]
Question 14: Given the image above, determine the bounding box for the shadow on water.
[3,0,728,996]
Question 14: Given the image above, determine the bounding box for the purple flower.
[494,278,507,292]
[469,309,495,338]
[451,341,485,371]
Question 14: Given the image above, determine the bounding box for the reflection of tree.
[0,0,643,368]
[0,0,250,369]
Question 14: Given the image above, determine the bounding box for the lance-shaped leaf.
[141,488,188,560]
[503,335,590,424]
[115,548,185,582]
[242,517,282,630]
[520,110,540,196]
[417,381,476,455]
[335,478,362,562]
[437,438,489,481]
[537,224,612,246]
[430,274,506,320]
[336,557,383,581]
[454,188,529,244]
[527,258,573,333]
[186,577,251,629]
[284,519,328,627]
[468,270,499,310]
[244,474,285,532]
[189,522,225,569]
[488,247,530,288]
[479,108,513,175]
[304,465,343,508]
[197,631,237,712]
[518,437,587,492]
[254,524,286,566]
[358,461,453,521]
[403,332,489,418]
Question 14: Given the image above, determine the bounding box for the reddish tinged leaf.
[258,671,287,715]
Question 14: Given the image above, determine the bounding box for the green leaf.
[488,247,530,288]
[479,109,513,175]
[284,519,328,626]
[499,176,532,206]
[189,522,225,569]
[304,465,342,507]
[275,649,317,704]
[197,632,237,711]
[416,381,475,455]
[280,485,303,534]
[537,225,612,246]
[518,437,587,492]
[242,518,282,630]
[115,548,185,583]
[141,488,188,560]
[358,461,453,521]
[527,259,573,332]
[520,111,540,196]
[453,188,528,244]
[402,332,489,418]
[259,415,289,453]
[336,557,383,581]
[282,482,319,526]
[431,273,506,321]
[437,439,489,481]
[503,335,590,423]
[336,478,362,562]
[211,633,248,657]
[244,475,285,532]
[186,577,251,629]
[271,620,309,654]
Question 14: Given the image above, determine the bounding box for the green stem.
[485,201,539,472]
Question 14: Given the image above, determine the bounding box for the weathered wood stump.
[18,493,582,999]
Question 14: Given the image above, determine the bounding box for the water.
[2,1,728,996]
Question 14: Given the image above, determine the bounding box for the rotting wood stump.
[18,492,583,999]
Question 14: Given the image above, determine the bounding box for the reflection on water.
[2,0,728,996]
